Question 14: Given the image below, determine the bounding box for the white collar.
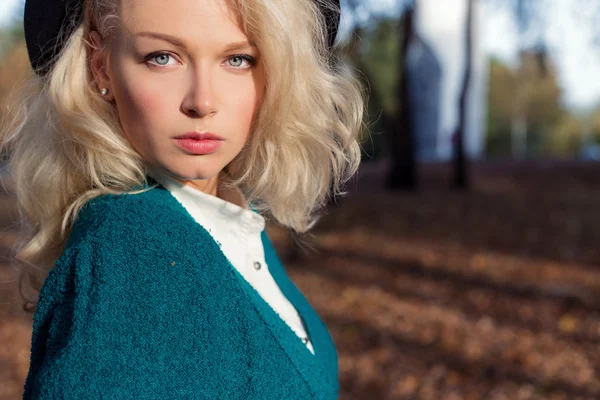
[146,166,265,236]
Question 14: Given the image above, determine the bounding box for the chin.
[164,165,223,181]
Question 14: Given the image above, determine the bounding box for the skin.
[89,0,265,197]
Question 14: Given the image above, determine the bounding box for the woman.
[1,0,366,398]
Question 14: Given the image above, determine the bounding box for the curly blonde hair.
[0,0,367,313]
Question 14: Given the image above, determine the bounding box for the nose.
[181,64,217,118]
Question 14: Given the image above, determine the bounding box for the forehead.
[121,0,245,40]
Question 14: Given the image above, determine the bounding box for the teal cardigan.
[22,177,339,399]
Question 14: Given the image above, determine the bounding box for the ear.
[88,30,114,101]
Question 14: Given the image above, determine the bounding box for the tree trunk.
[511,112,527,159]
[387,8,417,190]
[454,0,474,189]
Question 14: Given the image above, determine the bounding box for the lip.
[173,131,223,155]
[174,131,224,140]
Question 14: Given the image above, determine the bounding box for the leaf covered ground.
[267,160,600,400]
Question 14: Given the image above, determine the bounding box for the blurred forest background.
[3,0,600,399]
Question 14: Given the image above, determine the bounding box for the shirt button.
[302,337,310,344]
[253,261,262,270]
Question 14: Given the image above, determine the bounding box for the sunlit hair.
[0,0,367,313]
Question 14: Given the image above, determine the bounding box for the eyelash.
[143,52,256,69]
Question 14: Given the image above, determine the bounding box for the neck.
[174,174,219,197]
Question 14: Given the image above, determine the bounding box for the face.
[90,0,265,182]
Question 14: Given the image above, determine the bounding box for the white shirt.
[146,167,314,355]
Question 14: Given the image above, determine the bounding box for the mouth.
[174,131,224,140]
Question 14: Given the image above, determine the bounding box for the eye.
[144,52,178,67]
[227,54,256,69]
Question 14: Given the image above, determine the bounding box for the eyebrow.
[134,31,255,52]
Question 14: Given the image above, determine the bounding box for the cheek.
[119,77,171,132]
[236,96,258,122]
[113,79,179,160]
[227,83,262,132]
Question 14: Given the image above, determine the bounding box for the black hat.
[23,0,341,77]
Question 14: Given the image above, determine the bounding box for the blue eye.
[153,53,171,65]
[144,52,176,67]
[228,54,256,69]
[229,56,243,67]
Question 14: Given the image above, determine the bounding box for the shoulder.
[65,184,188,251]
[58,183,227,280]
[40,183,226,308]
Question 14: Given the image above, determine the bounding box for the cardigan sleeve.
[22,226,249,399]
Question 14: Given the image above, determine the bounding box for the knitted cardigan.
[22,177,340,399]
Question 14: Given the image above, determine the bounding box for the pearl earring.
[100,88,108,96]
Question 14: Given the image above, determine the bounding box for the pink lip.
[173,131,224,155]
[174,132,223,155]
[174,131,223,140]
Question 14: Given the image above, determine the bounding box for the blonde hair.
[0,0,367,313]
